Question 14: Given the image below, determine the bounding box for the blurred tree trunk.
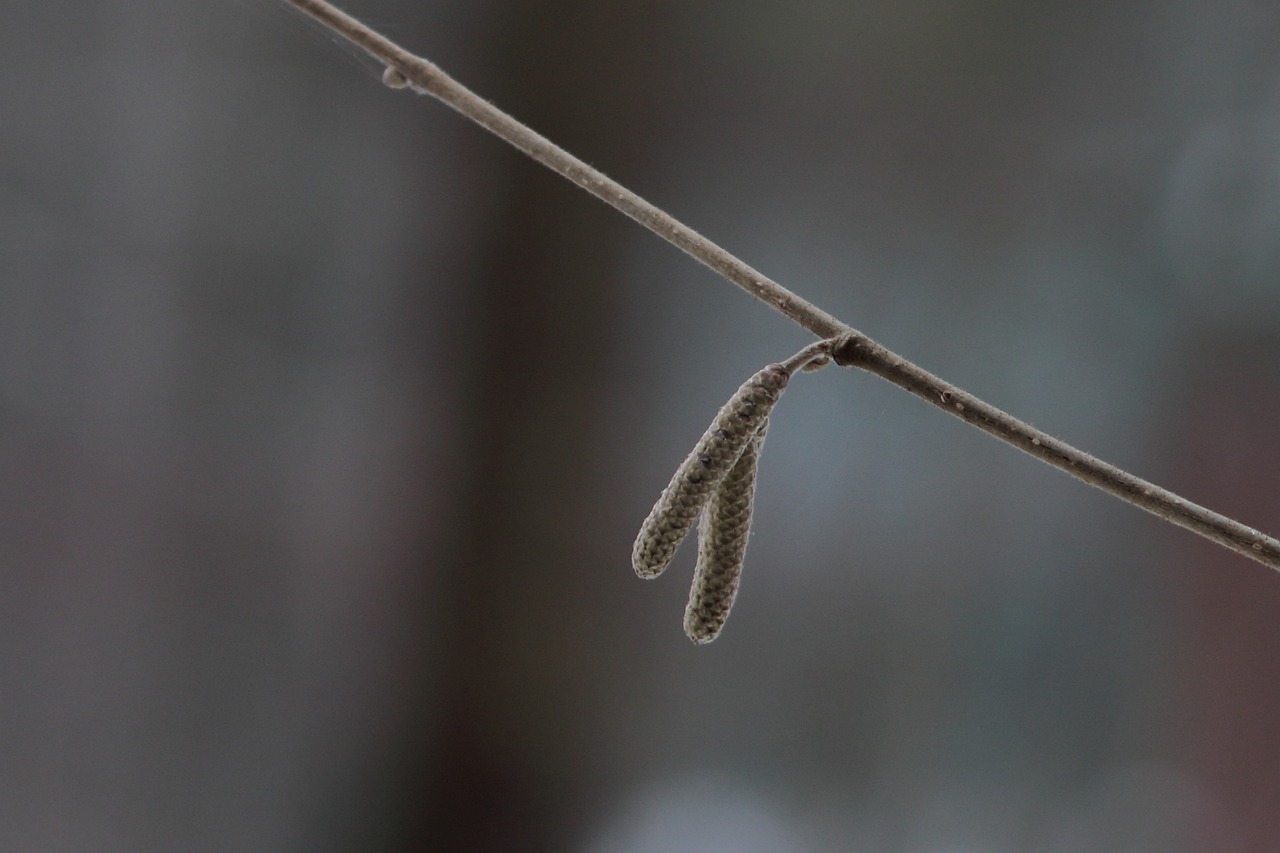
[1176,334,1280,852]
[394,3,676,849]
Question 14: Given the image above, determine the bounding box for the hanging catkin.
[683,419,767,643]
[631,363,790,579]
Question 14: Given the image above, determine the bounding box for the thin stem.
[831,334,1280,571]
[279,0,1280,574]
[282,0,847,338]
[779,339,836,375]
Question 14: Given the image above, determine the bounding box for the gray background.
[4,0,1280,850]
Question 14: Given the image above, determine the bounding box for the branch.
[280,0,1280,574]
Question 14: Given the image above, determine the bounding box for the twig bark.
[279,0,1280,574]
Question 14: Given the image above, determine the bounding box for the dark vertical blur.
[4,1,1280,851]
[1175,334,1280,853]
[403,2,674,849]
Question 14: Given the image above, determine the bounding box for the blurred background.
[4,0,1280,850]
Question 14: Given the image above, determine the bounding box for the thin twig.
[279,0,1280,574]
[831,334,1280,570]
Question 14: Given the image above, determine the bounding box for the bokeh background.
[5,0,1280,850]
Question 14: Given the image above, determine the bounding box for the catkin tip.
[686,627,718,644]
[632,559,664,580]
[684,610,725,643]
[632,521,677,579]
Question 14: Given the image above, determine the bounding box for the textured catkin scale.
[631,364,790,579]
[684,420,767,643]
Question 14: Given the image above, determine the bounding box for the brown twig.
[279,0,1280,573]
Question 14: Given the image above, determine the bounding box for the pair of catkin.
[632,340,834,643]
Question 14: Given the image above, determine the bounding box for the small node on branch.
[382,66,409,89]
[830,332,871,368]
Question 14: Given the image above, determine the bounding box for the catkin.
[684,419,767,643]
[632,363,789,579]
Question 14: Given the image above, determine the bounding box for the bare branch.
[279,0,1280,574]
